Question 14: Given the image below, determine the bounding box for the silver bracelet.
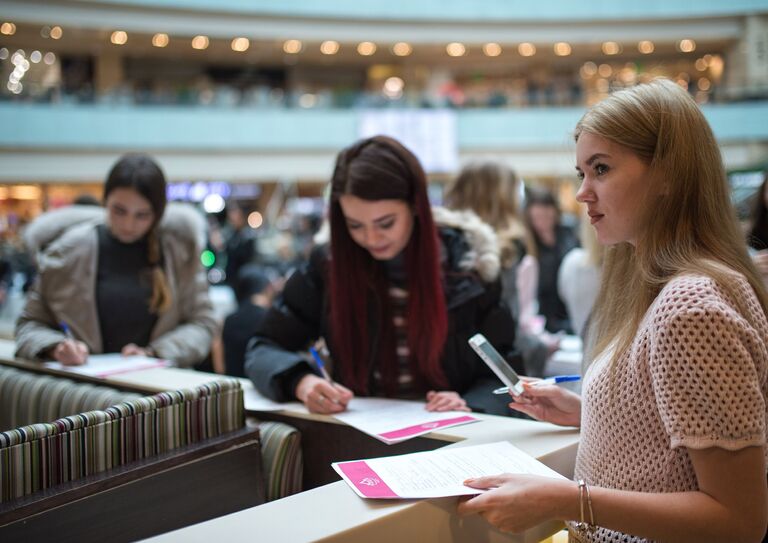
[575,478,597,535]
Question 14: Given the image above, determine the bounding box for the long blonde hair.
[444,161,533,267]
[578,79,768,364]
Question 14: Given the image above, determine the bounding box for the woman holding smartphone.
[245,136,521,415]
[458,79,768,541]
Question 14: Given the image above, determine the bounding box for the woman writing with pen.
[245,135,522,415]
[458,80,768,541]
[15,154,218,367]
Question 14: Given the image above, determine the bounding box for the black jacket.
[244,209,522,415]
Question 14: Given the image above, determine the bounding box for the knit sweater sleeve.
[648,276,767,451]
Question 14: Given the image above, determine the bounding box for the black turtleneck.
[96,224,158,353]
[384,250,407,286]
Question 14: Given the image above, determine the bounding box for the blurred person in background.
[224,201,258,292]
[444,161,550,376]
[524,187,578,334]
[72,193,101,207]
[0,250,11,309]
[747,172,768,286]
[558,208,604,339]
[15,153,218,367]
[246,136,521,416]
[220,264,277,377]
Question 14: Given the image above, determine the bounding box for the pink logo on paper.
[338,461,398,498]
[379,415,477,441]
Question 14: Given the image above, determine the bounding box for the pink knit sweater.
[573,271,768,543]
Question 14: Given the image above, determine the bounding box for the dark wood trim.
[0,425,265,542]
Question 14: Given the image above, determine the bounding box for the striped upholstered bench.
[0,365,302,502]
[0,365,144,430]
[0,378,246,503]
[0,368,303,542]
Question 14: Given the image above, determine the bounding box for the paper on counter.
[332,397,478,444]
[43,353,171,378]
[242,383,307,412]
[333,440,566,499]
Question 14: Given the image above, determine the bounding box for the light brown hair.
[445,161,533,267]
[576,79,768,365]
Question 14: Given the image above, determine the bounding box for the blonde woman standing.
[459,79,768,542]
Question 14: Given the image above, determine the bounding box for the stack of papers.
[333,397,478,444]
[333,441,566,499]
[43,354,171,378]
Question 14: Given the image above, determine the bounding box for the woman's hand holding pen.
[507,379,582,427]
[52,339,88,365]
[295,374,354,414]
[425,390,470,412]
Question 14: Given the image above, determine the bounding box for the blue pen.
[492,374,581,395]
[309,346,333,383]
[59,322,74,340]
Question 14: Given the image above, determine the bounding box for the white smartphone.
[468,333,525,395]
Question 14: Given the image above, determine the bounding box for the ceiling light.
[357,42,376,56]
[283,39,302,54]
[231,37,250,52]
[483,43,502,57]
[152,33,169,48]
[518,43,536,57]
[602,41,621,55]
[392,42,412,56]
[446,42,466,57]
[638,40,654,54]
[320,40,340,55]
[192,35,209,50]
[110,31,128,45]
[554,42,572,56]
[678,39,696,53]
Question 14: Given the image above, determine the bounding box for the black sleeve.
[476,278,522,372]
[0,257,11,288]
[243,247,326,401]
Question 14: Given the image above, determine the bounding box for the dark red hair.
[328,136,448,395]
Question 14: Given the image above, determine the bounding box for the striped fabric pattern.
[258,421,303,501]
[0,366,144,431]
[0,379,244,502]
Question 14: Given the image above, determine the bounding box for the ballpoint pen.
[492,374,581,395]
[59,322,74,340]
[309,346,334,383]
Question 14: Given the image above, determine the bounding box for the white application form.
[43,353,171,378]
[333,441,566,499]
[332,397,478,444]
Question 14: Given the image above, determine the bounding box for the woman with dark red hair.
[245,136,521,415]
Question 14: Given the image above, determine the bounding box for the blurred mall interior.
[0,0,767,260]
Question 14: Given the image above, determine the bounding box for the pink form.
[337,460,399,498]
[378,415,477,441]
